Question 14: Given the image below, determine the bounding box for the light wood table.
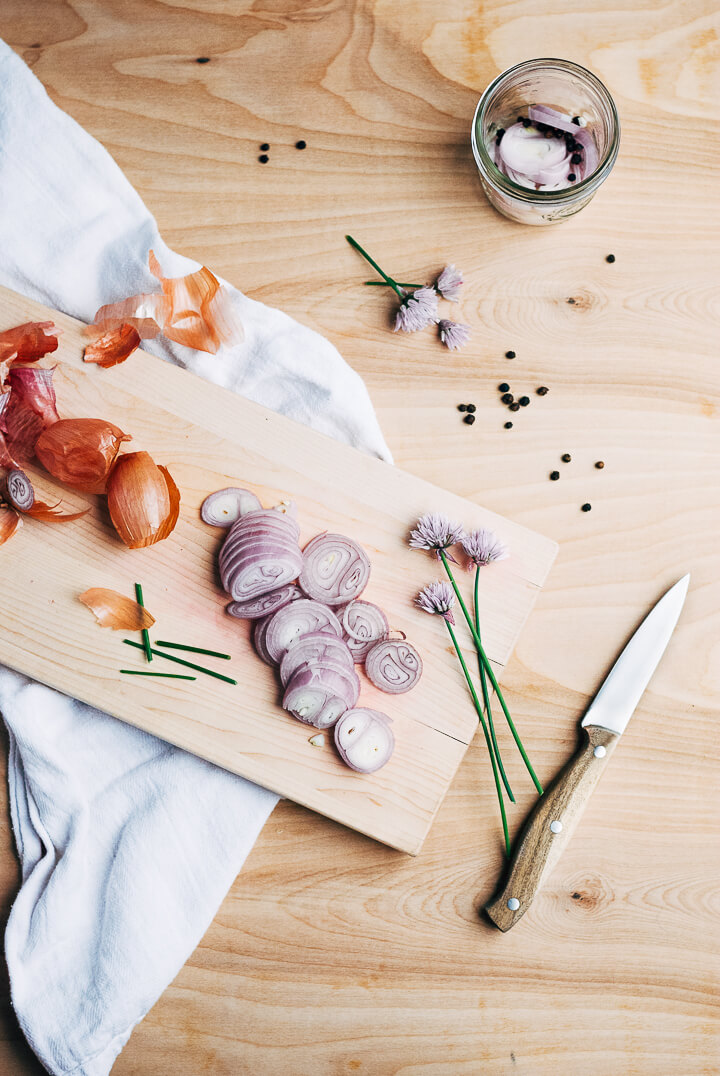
[1,3,718,1074]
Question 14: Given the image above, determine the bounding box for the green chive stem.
[446,620,510,858]
[345,235,405,299]
[474,565,514,803]
[120,670,196,680]
[134,583,152,663]
[155,641,231,660]
[122,640,237,685]
[439,549,543,796]
[363,281,422,287]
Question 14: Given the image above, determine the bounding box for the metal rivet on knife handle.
[507,898,520,911]
[594,745,607,758]
[549,820,563,833]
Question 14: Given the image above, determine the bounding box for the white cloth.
[0,39,391,1076]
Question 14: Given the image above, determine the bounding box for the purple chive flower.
[409,512,465,559]
[462,528,509,569]
[436,264,463,302]
[394,286,438,333]
[416,581,456,624]
[438,319,471,351]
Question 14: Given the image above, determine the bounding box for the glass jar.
[471,58,620,226]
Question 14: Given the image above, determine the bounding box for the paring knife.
[485,574,690,932]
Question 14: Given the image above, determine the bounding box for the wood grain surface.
[1,1,719,1074]
[0,284,555,854]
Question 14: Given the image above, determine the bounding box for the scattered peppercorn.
[466,403,476,414]
[595,460,605,469]
[258,154,269,163]
[561,453,572,463]
[516,115,524,123]
[537,386,549,396]
[458,404,467,412]
[567,173,576,182]
[505,350,516,359]
[260,143,270,152]
[550,471,560,481]
[571,153,582,165]
[498,383,510,393]
[196,57,210,63]
[581,503,592,512]
[509,402,520,412]
[522,118,531,128]
[501,393,514,405]
[504,421,513,429]
[572,116,584,125]
[464,414,476,425]
[519,396,530,407]
[606,254,615,263]
[295,140,307,150]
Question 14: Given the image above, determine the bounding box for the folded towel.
[0,39,390,1076]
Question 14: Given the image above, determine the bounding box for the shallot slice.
[264,599,342,663]
[299,532,370,606]
[253,614,276,666]
[341,600,389,663]
[226,584,302,620]
[365,639,422,694]
[279,631,355,686]
[527,103,580,135]
[79,588,155,631]
[284,663,359,712]
[2,469,34,512]
[201,487,262,528]
[334,708,394,773]
[284,685,347,730]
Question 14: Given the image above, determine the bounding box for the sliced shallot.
[2,469,34,512]
[264,599,342,663]
[365,639,422,694]
[201,487,262,528]
[79,588,156,631]
[252,614,276,666]
[299,532,370,606]
[342,600,389,663]
[219,512,302,601]
[279,631,355,687]
[226,584,302,620]
[334,708,395,773]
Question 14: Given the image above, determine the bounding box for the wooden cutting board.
[0,285,556,853]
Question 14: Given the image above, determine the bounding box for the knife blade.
[484,574,690,932]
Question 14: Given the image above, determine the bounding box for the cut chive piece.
[135,583,152,663]
[155,641,231,660]
[120,670,196,680]
[363,281,423,287]
[122,640,237,685]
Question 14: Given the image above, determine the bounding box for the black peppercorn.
[550,471,560,481]
[561,453,572,463]
[505,350,516,359]
[536,386,549,396]
[295,140,307,150]
[581,503,592,512]
[464,413,476,425]
[567,173,576,182]
[196,57,210,63]
[516,115,524,123]
[595,461,605,469]
[501,393,514,405]
[509,402,520,412]
[258,154,269,163]
[519,396,530,407]
[466,403,476,414]
[606,254,615,263]
[458,404,467,412]
[522,118,531,128]
[572,116,583,125]
[260,143,270,152]
[498,382,509,393]
[504,421,513,429]
[571,153,582,164]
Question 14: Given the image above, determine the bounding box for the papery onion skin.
[79,588,155,630]
[35,418,131,492]
[26,499,89,523]
[334,708,395,773]
[0,321,59,363]
[107,451,181,549]
[83,324,141,368]
[0,506,21,546]
[1,367,60,461]
[201,487,262,528]
[299,532,371,606]
[365,639,423,694]
[2,469,34,512]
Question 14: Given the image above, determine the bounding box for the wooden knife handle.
[484,725,619,931]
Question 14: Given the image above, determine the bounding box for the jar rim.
[471,58,620,203]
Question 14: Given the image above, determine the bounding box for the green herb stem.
[446,620,510,858]
[439,549,543,796]
[134,582,152,663]
[345,235,405,300]
[474,565,514,803]
[155,641,231,660]
[123,640,237,685]
[364,281,422,287]
[120,670,196,680]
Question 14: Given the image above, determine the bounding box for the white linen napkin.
[0,39,391,1076]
